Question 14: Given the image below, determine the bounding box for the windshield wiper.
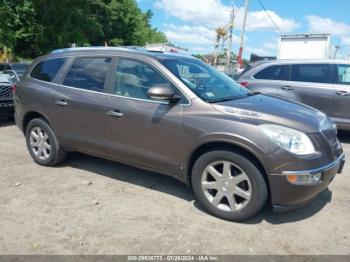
[247,91,261,96]
[207,96,241,103]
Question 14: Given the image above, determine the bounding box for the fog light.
[286,173,322,185]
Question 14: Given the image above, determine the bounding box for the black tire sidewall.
[191,150,268,221]
[25,118,60,166]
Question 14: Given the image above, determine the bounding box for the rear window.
[291,64,330,83]
[63,57,111,91]
[254,65,290,80]
[30,58,66,82]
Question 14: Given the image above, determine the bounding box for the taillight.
[239,81,249,88]
[12,84,17,93]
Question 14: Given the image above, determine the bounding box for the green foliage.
[0,0,167,58]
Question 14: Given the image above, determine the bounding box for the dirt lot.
[0,118,349,255]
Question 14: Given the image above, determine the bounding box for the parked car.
[14,47,345,221]
[10,63,29,78]
[236,59,350,130]
[0,63,11,71]
[0,70,18,118]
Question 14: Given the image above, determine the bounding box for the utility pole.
[333,39,341,59]
[237,0,250,68]
[226,7,234,68]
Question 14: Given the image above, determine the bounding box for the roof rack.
[49,45,193,58]
[50,46,133,54]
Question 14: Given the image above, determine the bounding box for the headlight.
[259,124,315,155]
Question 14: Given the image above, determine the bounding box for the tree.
[0,0,167,59]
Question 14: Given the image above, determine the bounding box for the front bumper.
[269,153,345,212]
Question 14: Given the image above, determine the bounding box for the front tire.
[191,150,268,221]
[25,118,67,166]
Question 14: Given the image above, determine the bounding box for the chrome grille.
[0,85,12,99]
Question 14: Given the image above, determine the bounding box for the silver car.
[237,59,350,130]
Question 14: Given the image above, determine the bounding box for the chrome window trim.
[28,76,192,107]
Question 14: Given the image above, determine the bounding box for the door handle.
[55,99,68,106]
[107,110,123,117]
[336,91,350,96]
[281,86,295,91]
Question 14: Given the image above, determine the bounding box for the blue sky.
[137,0,350,59]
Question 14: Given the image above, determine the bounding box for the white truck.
[277,33,331,59]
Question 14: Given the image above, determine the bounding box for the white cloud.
[246,10,299,32]
[155,0,299,55]
[306,15,350,36]
[164,24,215,45]
[155,0,231,28]
[155,0,299,33]
[164,23,240,45]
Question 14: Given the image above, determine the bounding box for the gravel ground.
[0,118,349,255]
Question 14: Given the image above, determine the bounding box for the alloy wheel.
[201,160,252,212]
[29,126,51,160]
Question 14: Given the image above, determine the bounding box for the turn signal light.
[286,175,298,184]
[286,173,322,185]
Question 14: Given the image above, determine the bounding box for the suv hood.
[213,94,326,133]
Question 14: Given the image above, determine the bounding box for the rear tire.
[25,118,67,166]
[191,150,268,221]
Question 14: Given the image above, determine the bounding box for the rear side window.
[336,65,350,85]
[63,57,111,91]
[30,58,66,82]
[291,64,330,83]
[254,65,290,80]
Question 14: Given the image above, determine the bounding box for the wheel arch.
[186,141,271,191]
[22,111,53,134]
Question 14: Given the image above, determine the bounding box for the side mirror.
[147,85,181,103]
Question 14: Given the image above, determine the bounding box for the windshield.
[11,64,29,75]
[160,58,249,102]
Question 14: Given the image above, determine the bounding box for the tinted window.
[254,65,290,80]
[63,57,111,91]
[31,58,66,82]
[336,65,350,85]
[11,63,29,76]
[291,64,330,83]
[114,59,171,101]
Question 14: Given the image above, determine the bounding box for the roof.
[49,46,194,61]
[252,58,350,65]
[280,33,330,38]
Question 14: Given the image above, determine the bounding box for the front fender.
[180,130,278,185]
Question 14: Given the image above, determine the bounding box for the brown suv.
[14,47,345,221]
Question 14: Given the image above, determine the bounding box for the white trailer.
[277,34,331,59]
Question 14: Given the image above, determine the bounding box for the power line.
[234,0,244,17]
[256,0,283,34]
